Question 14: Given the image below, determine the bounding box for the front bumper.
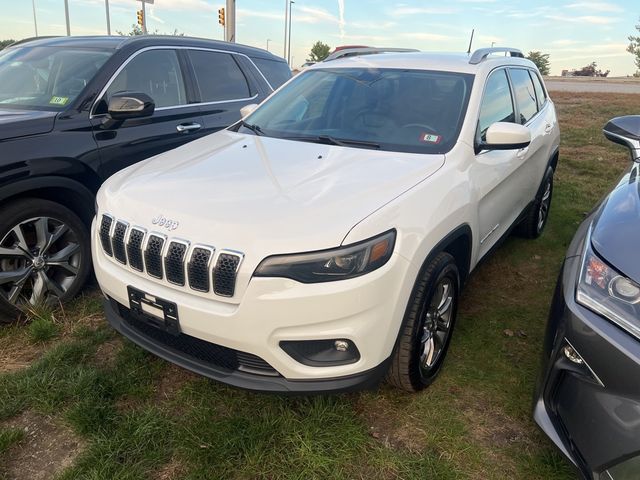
[534,221,640,479]
[92,220,418,392]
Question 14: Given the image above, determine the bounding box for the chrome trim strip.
[563,338,605,387]
[90,45,269,119]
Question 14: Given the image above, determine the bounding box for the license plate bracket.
[127,286,180,336]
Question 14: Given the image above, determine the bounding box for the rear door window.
[105,49,186,108]
[478,69,515,141]
[509,68,538,124]
[251,57,292,89]
[529,71,547,110]
[188,50,251,102]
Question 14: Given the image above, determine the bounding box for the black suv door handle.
[176,122,202,133]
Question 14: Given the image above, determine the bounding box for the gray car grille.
[99,214,243,297]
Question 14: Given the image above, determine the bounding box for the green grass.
[0,91,638,479]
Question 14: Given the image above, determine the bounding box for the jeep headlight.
[254,230,396,283]
[576,231,640,338]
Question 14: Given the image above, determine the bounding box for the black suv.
[0,35,290,320]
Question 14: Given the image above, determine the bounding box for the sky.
[0,0,638,75]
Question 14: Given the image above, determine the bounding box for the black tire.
[386,252,460,392]
[516,167,554,239]
[0,198,91,324]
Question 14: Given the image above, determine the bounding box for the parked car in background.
[93,47,559,393]
[0,35,290,321]
[535,115,640,480]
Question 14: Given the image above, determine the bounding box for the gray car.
[534,115,640,479]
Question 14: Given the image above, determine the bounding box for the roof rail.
[6,36,59,47]
[469,47,524,65]
[324,47,419,62]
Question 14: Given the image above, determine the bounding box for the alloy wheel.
[537,179,552,232]
[418,277,455,378]
[0,216,82,307]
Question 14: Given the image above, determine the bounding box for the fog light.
[563,345,584,365]
[280,339,360,366]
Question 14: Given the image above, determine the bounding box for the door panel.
[92,48,204,180]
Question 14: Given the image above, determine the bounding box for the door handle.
[517,147,529,159]
[544,124,553,134]
[176,122,202,133]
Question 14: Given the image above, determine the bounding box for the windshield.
[241,67,474,154]
[0,46,113,110]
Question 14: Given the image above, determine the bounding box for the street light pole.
[287,1,294,67]
[32,0,38,37]
[283,0,288,58]
[105,0,111,35]
[64,0,71,36]
[141,0,147,34]
[266,38,271,51]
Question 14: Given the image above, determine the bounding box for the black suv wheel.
[0,199,90,323]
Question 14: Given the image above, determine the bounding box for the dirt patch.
[354,394,427,455]
[93,337,122,367]
[1,411,84,480]
[0,334,42,374]
[154,364,197,403]
[156,455,189,480]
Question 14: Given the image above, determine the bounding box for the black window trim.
[528,69,548,111]
[474,66,517,152]
[90,45,264,118]
[506,67,544,126]
[185,49,254,104]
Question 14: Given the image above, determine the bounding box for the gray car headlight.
[254,230,396,283]
[576,232,640,338]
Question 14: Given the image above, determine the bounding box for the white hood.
[99,130,444,269]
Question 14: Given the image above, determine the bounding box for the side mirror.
[603,115,640,162]
[480,122,531,151]
[240,103,259,118]
[107,92,154,120]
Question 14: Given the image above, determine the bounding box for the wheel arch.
[548,147,559,172]
[429,224,473,288]
[0,177,96,226]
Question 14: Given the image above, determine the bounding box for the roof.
[7,35,284,61]
[307,50,535,75]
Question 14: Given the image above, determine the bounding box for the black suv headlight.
[254,230,396,283]
[576,231,640,338]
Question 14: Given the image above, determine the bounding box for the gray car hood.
[591,164,640,284]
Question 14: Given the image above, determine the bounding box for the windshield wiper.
[240,120,265,136]
[284,134,380,150]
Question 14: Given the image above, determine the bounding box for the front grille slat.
[165,241,188,286]
[214,252,242,297]
[145,235,165,279]
[127,229,145,272]
[99,215,113,256]
[102,215,243,298]
[188,247,213,292]
[112,222,128,264]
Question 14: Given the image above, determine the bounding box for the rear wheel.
[517,166,554,239]
[0,199,90,323]
[386,252,459,392]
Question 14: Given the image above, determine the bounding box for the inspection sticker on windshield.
[419,133,442,144]
[49,96,69,106]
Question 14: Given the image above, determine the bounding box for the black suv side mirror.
[603,115,640,162]
[107,92,155,120]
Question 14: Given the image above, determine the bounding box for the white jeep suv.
[93,47,560,393]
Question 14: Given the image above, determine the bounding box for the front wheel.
[0,199,91,323]
[386,252,460,392]
[517,166,554,239]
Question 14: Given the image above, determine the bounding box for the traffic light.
[136,9,144,27]
[218,7,225,26]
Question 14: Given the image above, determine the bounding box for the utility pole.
[105,0,111,35]
[266,38,271,51]
[141,0,147,34]
[287,1,294,67]
[64,0,70,36]
[225,0,236,42]
[283,0,288,57]
[32,0,38,36]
